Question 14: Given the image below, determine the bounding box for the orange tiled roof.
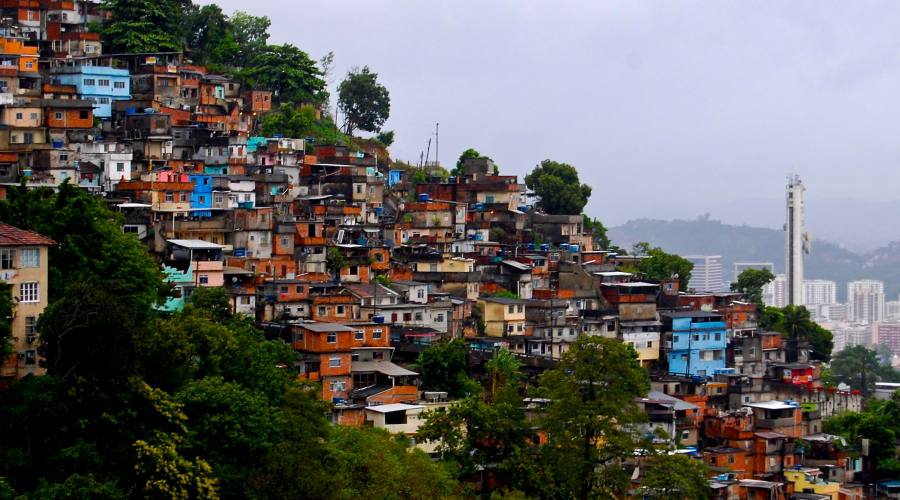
[0,222,55,246]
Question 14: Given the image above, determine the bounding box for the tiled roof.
[0,223,55,247]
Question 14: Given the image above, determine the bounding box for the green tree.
[454,148,482,176]
[773,305,833,361]
[418,387,532,494]
[484,348,522,402]
[241,44,327,105]
[583,216,610,250]
[376,130,395,147]
[327,426,456,499]
[731,268,775,306]
[338,66,391,136]
[98,0,187,53]
[184,4,238,68]
[534,336,650,499]
[416,339,478,398]
[639,453,710,499]
[326,247,345,280]
[229,11,271,68]
[639,246,694,291]
[830,345,898,398]
[525,160,592,215]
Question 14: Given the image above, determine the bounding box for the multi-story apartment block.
[847,279,885,324]
[50,66,130,118]
[0,222,54,381]
[802,279,836,307]
[685,255,724,293]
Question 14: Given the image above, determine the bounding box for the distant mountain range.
[608,218,900,301]
[602,198,900,254]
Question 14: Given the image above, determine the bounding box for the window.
[414,311,423,321]
[198,195,206,204]
[84,78,95,85]
[508,305,515,314]
[24,350,35,365]
[373,329,382,339]
[318,306,327,317]
[0,248,14,269]
[355,330,364,341]
[98,79,110,86]
[329,356,341,367]
[14,112,22,120]
[54,112,63,120]
[114,81,126,89]
[326,332,337,343]
[99,97,109,104]
[165,192,174,202]
[329,380,345,391]
[715,332,721,341]
[29,112,36,120]
[180,192,187,202]
[517,304,524,313]
[21,248,39,267]
[214,193,223,203]
[198,274,209,285]
[436,313,444,322]
[240,296,250,305]
[116,162,125,172]
[336,305,345,315]
[20,282,39,302]
[517,323,524,332]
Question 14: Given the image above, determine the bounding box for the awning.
[351,361,418,377]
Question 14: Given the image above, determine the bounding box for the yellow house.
[479,296,526,337]
[413,256,475,273]
[0,223,54,380]
[783,469,839,499]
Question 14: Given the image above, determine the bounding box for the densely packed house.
[0,4,872,497]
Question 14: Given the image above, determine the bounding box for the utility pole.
[435,122,439,167]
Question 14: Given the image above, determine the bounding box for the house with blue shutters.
[50,66,130,118]
[661,310,728,378]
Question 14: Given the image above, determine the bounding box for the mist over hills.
[608,218,900,301]
[603,198,900,254]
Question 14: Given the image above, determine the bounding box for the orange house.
[44,100,93,129]
[292,322,354,402]
[703,447,749,478]
[311,295,355,322]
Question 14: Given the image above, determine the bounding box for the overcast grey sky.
[205,1,900,226]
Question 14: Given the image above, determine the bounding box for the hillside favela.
[1,1,899,499]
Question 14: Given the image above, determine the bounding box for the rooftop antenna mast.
[423,137,432,170]
[435,122,439,167]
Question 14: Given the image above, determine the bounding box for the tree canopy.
[416,339,478,398]
[731,268,775,306]
[241,44,328,106]
[97,0,188,53]
[830,345,900,397]
[763,305,833,362]
[338,66,391,136]
[638,245,694,291]
[525,160,592,215]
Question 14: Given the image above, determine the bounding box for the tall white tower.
[785,175,809,306]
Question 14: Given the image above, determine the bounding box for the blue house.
[189,173,213,218]
[661,311,727,378]
[51,66,131,118]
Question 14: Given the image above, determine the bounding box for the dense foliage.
[828,345,900,397]
[826,392,900,479]
[525,160,592,215]
[416,339,479,398]
[0,189,454,498]
[418,339,709,498]
[338,66,391,136]
[637,244,694,291]
[731,268,775,307]
[761,305,833,361]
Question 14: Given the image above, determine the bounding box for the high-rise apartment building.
[764,274,788,308]
[733,262,776,282]
[802,279,837,307]
[874,322,900,356]
[685,255,724,292]
[847,280,885,324]
[785,175,809,306]
[832,324,872,354]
